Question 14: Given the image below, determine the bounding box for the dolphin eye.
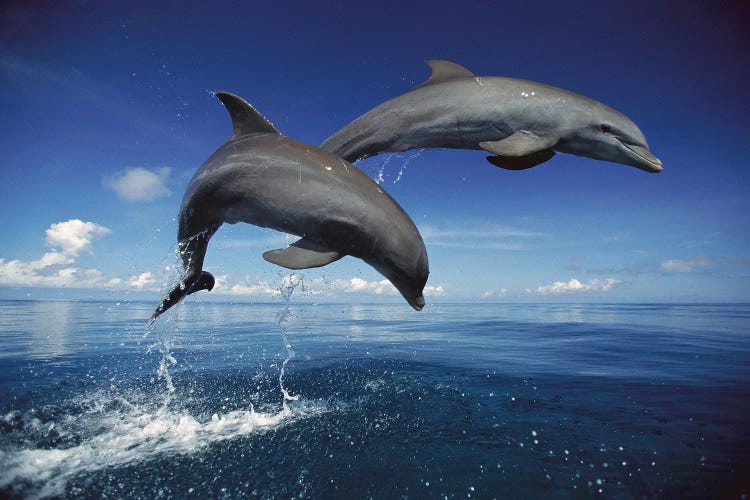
[600,124,612,133]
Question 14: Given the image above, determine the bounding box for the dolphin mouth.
[618,140,663,173]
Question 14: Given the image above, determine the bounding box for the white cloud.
[213,274,301,296]
[483,289,509,299]
[28,252,74,270]
[0,260,117,289]
[337,277,398,295]
[213,276,395,297]
[1,219,112,288]
[226,281,282,296]
[104,167,171,202]
[532,277,621,295]
[45,219,110,256]
[213,274,446,298]
[213,274,230,291]
[128,272,155,288]
[0,219,155,291]
[659,256,712,273]
[424,285,445,297]
[332,279,443,296]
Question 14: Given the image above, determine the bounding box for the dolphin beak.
[619,141,663,173]
[412,295,425,311]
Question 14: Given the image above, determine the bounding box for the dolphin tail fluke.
[149,271,215,325]
[320,125,381,163]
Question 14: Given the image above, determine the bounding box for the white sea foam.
[0,394,329,499]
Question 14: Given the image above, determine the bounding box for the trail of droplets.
[374,154,395,184]
[277,273,303,407]
[143,240,189,397]
[143,230,211,398]
[393,149,424,183]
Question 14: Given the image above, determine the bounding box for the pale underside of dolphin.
[150,92,429,323]
[321,60,662,173]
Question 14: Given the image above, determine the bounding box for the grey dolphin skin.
[322,60,662,173]
[150,92,428,323]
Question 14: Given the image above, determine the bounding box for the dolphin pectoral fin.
[480,131,558,157]
[486,149,556,170]
[263,238,343,270]
[482,130,557,169]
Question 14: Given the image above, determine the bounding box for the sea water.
[0,300,748,498]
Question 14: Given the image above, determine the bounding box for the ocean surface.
[0,299,748,498]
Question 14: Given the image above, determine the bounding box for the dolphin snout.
[413,295,425,311]
[648,160,663,173]
[401,287,425,310]
[620,142,663,173]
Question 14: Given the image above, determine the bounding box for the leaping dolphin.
[321,60,663,173]
[150,92,429,323]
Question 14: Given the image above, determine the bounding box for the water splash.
[155,343,177,395]
[143,231,208,399]
[393,149,424,183]
[0,390,329,499]
[142,242,189,397]
[277,273,303,406]
[145,244,183,333]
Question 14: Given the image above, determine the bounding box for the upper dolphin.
[321,60,663,173]
[150,92,429,322]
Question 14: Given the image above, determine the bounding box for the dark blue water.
[0,300,748,498]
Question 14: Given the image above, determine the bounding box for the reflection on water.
[30,301,73,360]
[0,301,76,360]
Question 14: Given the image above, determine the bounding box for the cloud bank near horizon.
[6,220,735,302]
[0,220,448,300]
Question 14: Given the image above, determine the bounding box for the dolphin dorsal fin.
[420,60,475,87]
[215,92,281,139]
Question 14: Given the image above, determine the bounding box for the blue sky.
[0,0,748,304]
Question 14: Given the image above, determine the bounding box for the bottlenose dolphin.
[322,60,662,173]
[150,92,428,322]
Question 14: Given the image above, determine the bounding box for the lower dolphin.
[150,92,429,322]
[321,60,662,173]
